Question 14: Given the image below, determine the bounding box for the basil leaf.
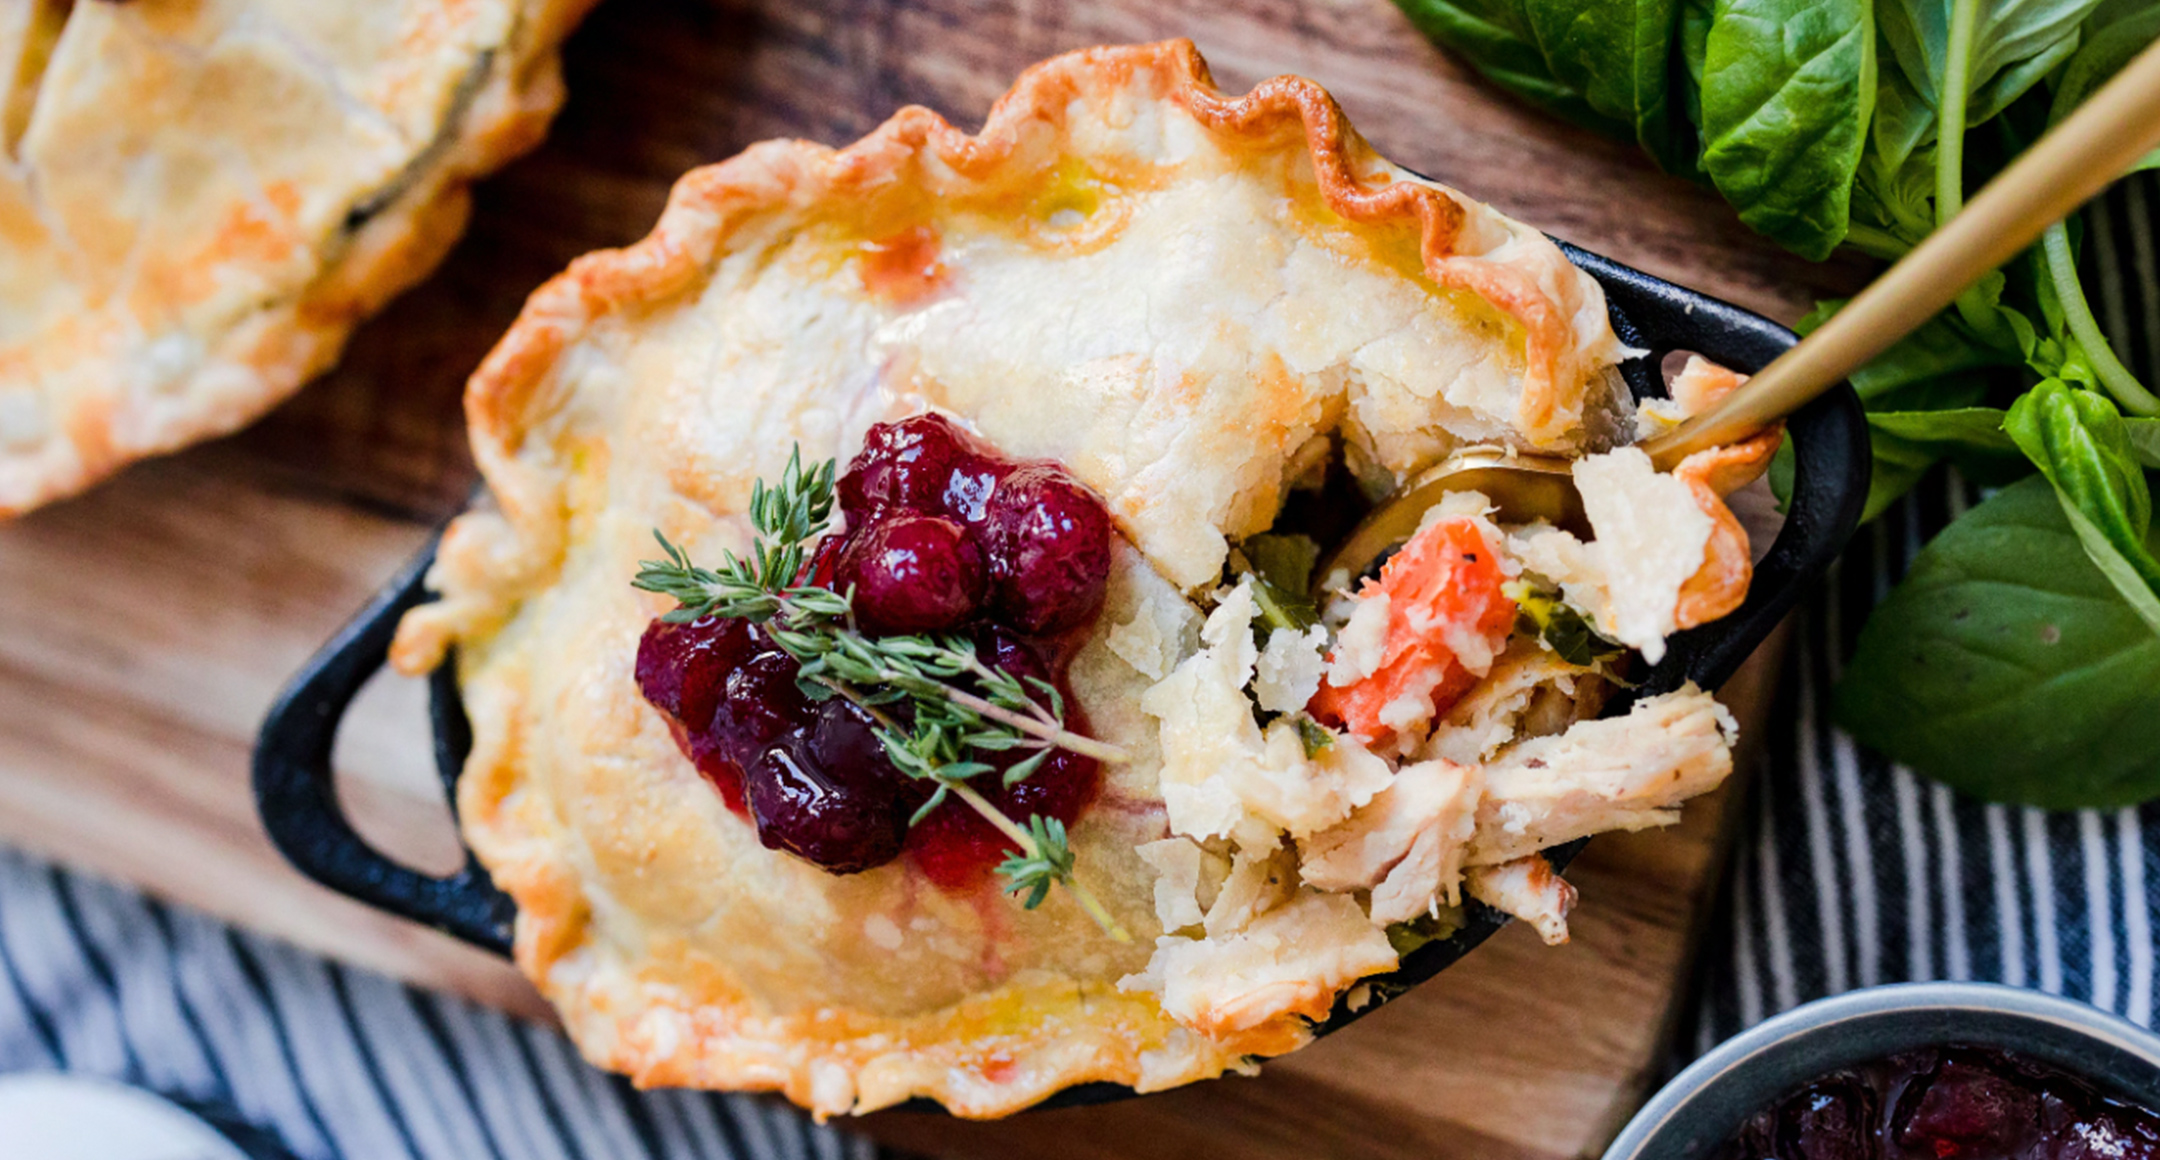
[1836,476,2160,808]
[1800,299,2022,518]
[1869,407,2018,451]
[2052,6,2160,170]
[1698,0,1875,260]
[2128,418,2160,468]
[1863,0,2102,269]
[1393,0,1693,172]
[1868,63,1940,179]
[2005,381,2160,634]
[1526,0,1692,170]
[1863,426,1951,522]
[1878,0,2104,128]
[1860,406,2029,518]
[1392,0,1635,137]
[1814,303,2018,405]
[1851,140,1939,249]
[1678,0,1713,128]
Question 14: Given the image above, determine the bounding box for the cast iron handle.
[253,545,517,955]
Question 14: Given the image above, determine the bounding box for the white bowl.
[0,1074,255,1160]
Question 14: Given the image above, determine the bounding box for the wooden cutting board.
[0,1,1865,1156]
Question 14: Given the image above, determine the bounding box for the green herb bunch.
[1398,0,2160,806]
[633,448,1131,937]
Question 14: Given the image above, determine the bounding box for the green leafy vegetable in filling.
[1297,716,1338,758]
[1386,907,1468,957]
[1505,575,1626,667]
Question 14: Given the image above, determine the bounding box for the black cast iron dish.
[1602,982,2160,1158]
[254,241,1871,1109]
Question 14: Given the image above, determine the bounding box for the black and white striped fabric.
[0,846,880,1160]
[1688,171,2160,1049]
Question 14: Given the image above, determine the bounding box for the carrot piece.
[1308,516,1516,744]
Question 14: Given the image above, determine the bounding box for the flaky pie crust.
[393,39,1632,1118]
[0,0,597,516]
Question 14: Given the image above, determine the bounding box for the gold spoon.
[1317,36,2160,595]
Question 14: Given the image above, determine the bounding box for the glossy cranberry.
[641,416,1128,880]
[941,453,1013,526]
[996,742,1098,822]
[2047,1115,2160,1159]
[803,531,848,587]
[967,625,1088,811]
[1894,1057,2040,1156]
[702,648,809,767]
[743,731,905,873]
[635,615,755,732]
[837,513,986,634]
[974,622,1051,684]
[981,464,1112,635]
[1723,1048,2160,1160]
[807,698,902,783]
[838,413,975,517]
[1773,1077,1878,1160]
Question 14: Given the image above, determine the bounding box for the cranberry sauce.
[909,625,1102,890]
[633,413,1112,881]
[1718,1045,2160,1160]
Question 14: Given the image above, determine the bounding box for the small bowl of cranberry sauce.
[1604,983,2160,1160]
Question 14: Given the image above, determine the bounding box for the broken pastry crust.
[390,39,1639,1120]
[0,0,598,516]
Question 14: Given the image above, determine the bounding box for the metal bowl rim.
[1603,982,2160,1159]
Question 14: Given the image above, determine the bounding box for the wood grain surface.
[0,1,1857,1156]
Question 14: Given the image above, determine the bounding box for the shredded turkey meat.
[1469,686,1736,866]
[1466,855,1579,945]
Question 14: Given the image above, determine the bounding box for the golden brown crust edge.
[393,37,1606,676]
[0,0,601,519]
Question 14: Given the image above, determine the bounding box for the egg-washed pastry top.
[0,0,597,517]
[391,40,1778,1119]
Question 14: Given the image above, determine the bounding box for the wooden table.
[0,0,1864,1156]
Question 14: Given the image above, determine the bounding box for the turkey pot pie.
[0,0,596,516]
[391,41,1779,1118]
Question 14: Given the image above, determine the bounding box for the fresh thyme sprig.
[999,816,1075,908]
[773,625,1125,764]
[632,449,843,625]
[833,688,1131,942]
[631,445,1129,940]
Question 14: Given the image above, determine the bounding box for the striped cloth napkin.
[1687,171,2160,1048]
[0,846,879,1160]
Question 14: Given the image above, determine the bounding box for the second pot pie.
[0,0,596,516]
[391,40,1777,1119]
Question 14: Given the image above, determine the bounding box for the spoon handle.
[1644,36,2160,471]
